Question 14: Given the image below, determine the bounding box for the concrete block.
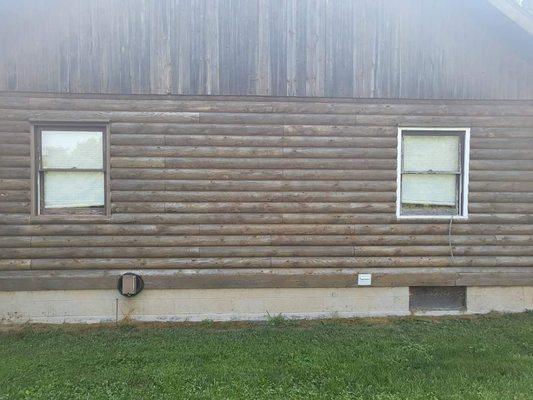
[467,287,533,314]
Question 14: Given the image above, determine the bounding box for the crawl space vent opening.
[409,286,466,312]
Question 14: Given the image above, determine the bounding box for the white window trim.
[396,127,470,220]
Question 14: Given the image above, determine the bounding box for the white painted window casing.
[396,127,470,219]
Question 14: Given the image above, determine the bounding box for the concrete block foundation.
[0,286,531,324]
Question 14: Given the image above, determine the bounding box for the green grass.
[1,313,532,400]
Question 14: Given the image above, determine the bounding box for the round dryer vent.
[117,273,144,297]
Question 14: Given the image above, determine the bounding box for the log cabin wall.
[0,0,532,292]
[0,92,533,290]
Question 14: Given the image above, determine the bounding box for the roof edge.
[487,0,533,35]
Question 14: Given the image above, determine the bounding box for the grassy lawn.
[0,313,532,400]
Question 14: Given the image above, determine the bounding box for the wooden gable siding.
[0,92,533,289]
[0,0,532,100]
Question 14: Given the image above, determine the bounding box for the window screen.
[35,126,107,215]
[398,130,468,217]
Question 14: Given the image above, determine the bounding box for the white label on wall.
[358,273,372,286]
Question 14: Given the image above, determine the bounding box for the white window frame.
[396,127,470,220]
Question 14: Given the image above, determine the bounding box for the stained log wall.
[0,92,533,288]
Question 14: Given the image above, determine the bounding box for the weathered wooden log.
[0,202,30,213]
[0,121,30,133]
[0,133,30,145]
[0,144,29,156]
[0,190,30,202]
[1,96,531,116]
[111,202,397,214]
[470,160,533,171]
[0,179,31,190]
[1,223,533,237]
[198,112,357,125]
[471,127,533,138]
[110,191,395,203]
[0,156,30,168]
[1,256,532,272]
[111,179,396,192]
[161,157,396,170]
[7,235,531,248]
[356,114,533,128]
[112,134,398,148]
[112,122,285,136]
[0,109,201,123]
[110,168,395,181]
[1,267,532,291]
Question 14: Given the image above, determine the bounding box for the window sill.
[396,215,468,221]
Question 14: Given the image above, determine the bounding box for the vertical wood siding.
[1,93,533,274]
[0,0,532,99]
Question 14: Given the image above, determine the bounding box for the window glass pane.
[44,171,104,208]
[403,135,459,172]
[402,174,457,206]
[42,131,103,169]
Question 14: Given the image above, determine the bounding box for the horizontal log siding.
[0,93,532,287]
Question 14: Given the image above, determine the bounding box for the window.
[397,128,469,218]
[33,124,109,216]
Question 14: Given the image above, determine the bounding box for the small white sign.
[358,273,372,286]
